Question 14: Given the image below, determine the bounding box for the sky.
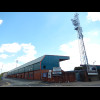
[0,12,100,73]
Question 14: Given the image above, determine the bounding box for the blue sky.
[0,12,100,73]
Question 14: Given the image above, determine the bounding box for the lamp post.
[1,64,3,74]
[16,60,18,68]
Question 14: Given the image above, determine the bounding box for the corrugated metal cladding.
[96,65,100,70]
[41,55,69,70]
[7,55,69,75]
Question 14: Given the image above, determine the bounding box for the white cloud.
[0,62,20,73]
[21,43,36,55]
[59,39,80,71]
[16,43,37,64]
[0,54,8,59]
[0,19,3,24]
[85,43,100,65]
[93,31,99,36]
[85,30,99,37]
[0,43,37,73]
[59,38,100,71]
[16,54,36,64]
[0,43,21,53]
[87,12,100,21]
[0,62,3,68]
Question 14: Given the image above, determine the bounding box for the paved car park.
[1,77,100,87]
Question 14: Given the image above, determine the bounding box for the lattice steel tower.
[71,13,88,65]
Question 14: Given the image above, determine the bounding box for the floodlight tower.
[71,13,88,68]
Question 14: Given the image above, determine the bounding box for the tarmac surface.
[1,77,100,87]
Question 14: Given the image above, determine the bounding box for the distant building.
[3,72,8,78]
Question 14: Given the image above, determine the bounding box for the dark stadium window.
[43,66,46,69]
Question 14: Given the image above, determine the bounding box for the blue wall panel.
[41,55,69,70]
[41,56,59,70]
[96,66,100,70]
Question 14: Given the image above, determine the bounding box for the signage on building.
[48,72,51,78]
[42,73,47,77]
[53,67,61,72]
[52,71,62,75]
[52,67,62,76]
[52,72,62,76]
[49,70,52,72]
[88,65,97,72]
